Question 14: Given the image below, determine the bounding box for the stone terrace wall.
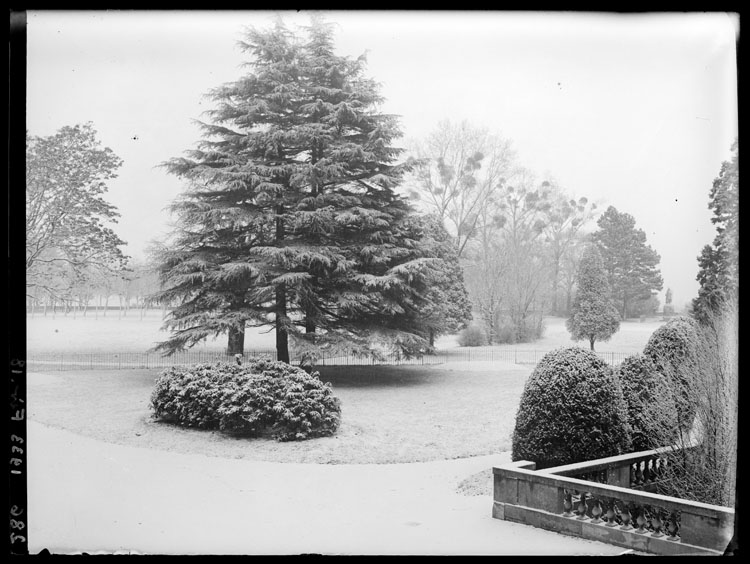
[492,451,734,556]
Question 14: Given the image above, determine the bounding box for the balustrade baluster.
[642,460,652,484]
[635,462,645,486]
[576,492,588,520]
[651,507,665,537]
[630,463,638,487]
[666,511,680,541]
[590,497,603,523]
[604,499,617,527]
[619,503,633,530]
[635,507,648,533]
[563,490,573,516]
[651,458,661,481]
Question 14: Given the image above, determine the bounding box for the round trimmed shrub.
[643,316,699,429]
[616,353,679,451]
[511,347,632,469]
[150,359,341,441]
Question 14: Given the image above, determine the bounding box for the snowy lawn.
[27,361,531,465]
[27,422,627,556]
[25,316,667,555]
[26,309,270,353]
[27,311,666,354]
[26,314,667,507]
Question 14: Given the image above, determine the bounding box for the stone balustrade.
[541,446,680,492]
[492,450,734,555]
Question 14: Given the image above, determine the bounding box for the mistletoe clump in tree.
[153,17,439,363]
[566,245,621,351]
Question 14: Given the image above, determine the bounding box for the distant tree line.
[25,260,163,318]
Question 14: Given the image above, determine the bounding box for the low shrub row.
[458,316,545,346]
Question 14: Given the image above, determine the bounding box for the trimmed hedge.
[643,316,699,429]
[150,359,341,441]
[616,353,679,451]
[643,315,699,367]
[511,347,632,469]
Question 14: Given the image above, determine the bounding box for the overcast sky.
[26,10,738,309]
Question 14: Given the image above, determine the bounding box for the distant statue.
[234,353,243,366]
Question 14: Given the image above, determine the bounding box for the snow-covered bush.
[457,323,487,347]
[150,360,341,441]
[616,353,679,451]
[643,315,699,429]
[511,347,632,469]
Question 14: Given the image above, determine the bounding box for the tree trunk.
[551,262,560,315]
[589,337,595,351]
[276,285,290,363]
[429,328,435,348]
[227,325,245,355]
[305,302,316,334]
[275,200,290,364]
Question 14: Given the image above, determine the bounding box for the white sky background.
[26,10,738,310]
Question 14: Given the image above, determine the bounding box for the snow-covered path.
[27,421,625,555]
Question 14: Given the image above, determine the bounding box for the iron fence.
[25,349,276,371]
[436,348,631,366]
[25,348,631,371]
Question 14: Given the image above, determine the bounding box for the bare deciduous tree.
[26,123,129,303]
[407,120,516,258]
